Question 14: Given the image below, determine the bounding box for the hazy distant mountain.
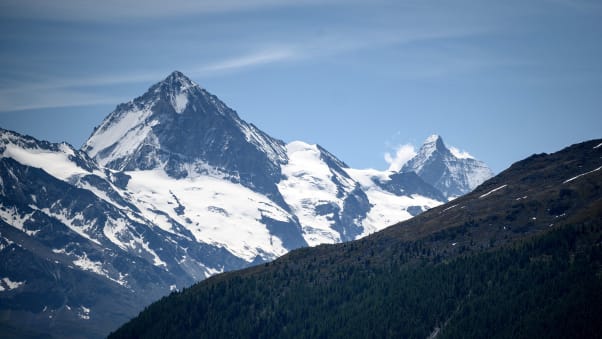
[0,72,493,337]
[401,134,494,199]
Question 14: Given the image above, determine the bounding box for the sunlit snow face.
[126,169,291,262]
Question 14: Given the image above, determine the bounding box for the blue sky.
[0,0,600,173]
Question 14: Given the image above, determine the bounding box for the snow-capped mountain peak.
[161,70,196,89]
[424,133,443,146]
[82,71,287,195]
[401,135,494,198]
[153,71,196,113]
[417,134,446,159]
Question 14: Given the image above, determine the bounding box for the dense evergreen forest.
[110,217,602,339]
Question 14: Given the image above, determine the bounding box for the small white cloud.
[449,146,474,159]
[384,144,416,172]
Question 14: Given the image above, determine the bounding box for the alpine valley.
[0,71,493,338]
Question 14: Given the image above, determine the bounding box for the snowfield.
[127,169,291,262]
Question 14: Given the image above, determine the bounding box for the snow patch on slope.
[78,306,91,320]
[102,217,130,251]
[563,166,602,184]
[72,252,105,276]
[38,207,101,245]
[127,235,167,268]
[2,143,93,181]
[0,235,14,251]
[84,107,156,164]
[172,92,188,113]
[53,248,129,286]
[479,184,507,198]
[0,277,25,292]
[0,206,36,236]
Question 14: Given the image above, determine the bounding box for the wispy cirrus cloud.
[0,0,510,112]
[195,48,297,74]
[0,29,501,112]
[0,72,164,112]
[0,89,121,112]
[0,47,301,112]
[0,0,349,21]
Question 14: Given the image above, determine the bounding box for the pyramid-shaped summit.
[401,134,493,199]
[82,71,287,193]
[151,71,197,114]
[416,134,446,158]
[162,70,195,87]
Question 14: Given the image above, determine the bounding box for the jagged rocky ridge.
[401,134,494,199]
[0,71,493,338]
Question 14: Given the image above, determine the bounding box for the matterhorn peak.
[416,134,447,159]
[401,134,493,198]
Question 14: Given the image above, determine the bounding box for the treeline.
[110,220,602,339]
